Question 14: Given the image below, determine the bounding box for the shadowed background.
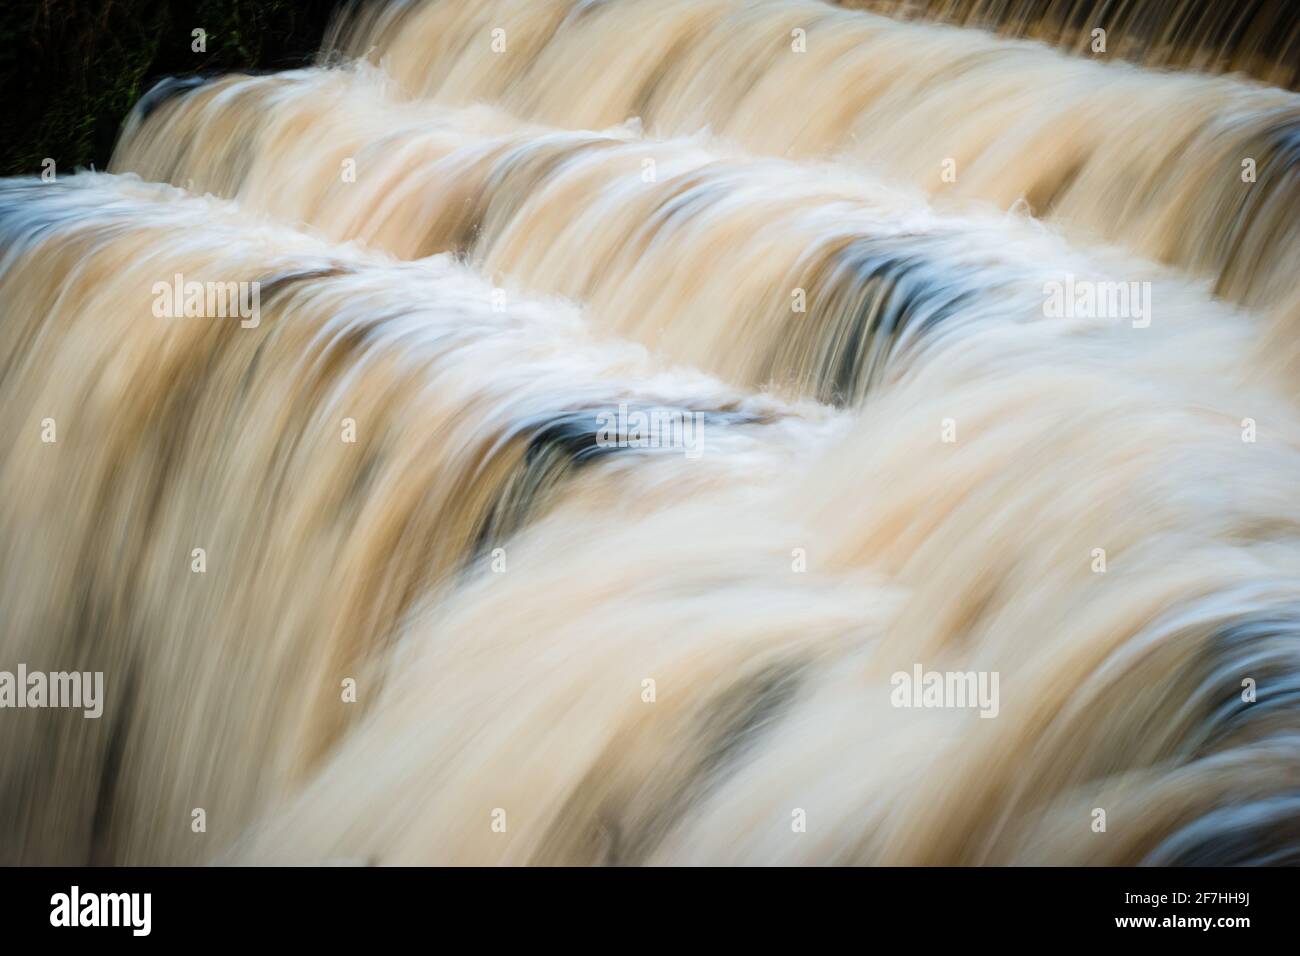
[0,0,335,175]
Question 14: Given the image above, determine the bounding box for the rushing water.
[2,0,1298,864]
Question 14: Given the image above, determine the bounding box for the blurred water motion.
[1,0,1298,865]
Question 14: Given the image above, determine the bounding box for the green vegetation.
[0,0,337,176]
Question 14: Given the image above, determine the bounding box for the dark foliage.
[0,0,339,176]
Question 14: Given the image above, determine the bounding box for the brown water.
[1,0,1298,865]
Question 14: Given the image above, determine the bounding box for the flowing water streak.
[224,337,1300,865]
[113,67,1255,406]
[0,174,824,864]
[329,0,1300,310]
[836,0,1300,90]
[3,173,1296,864]
[2,0,1300,867]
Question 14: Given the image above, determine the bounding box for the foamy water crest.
[2,0,1299,865]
